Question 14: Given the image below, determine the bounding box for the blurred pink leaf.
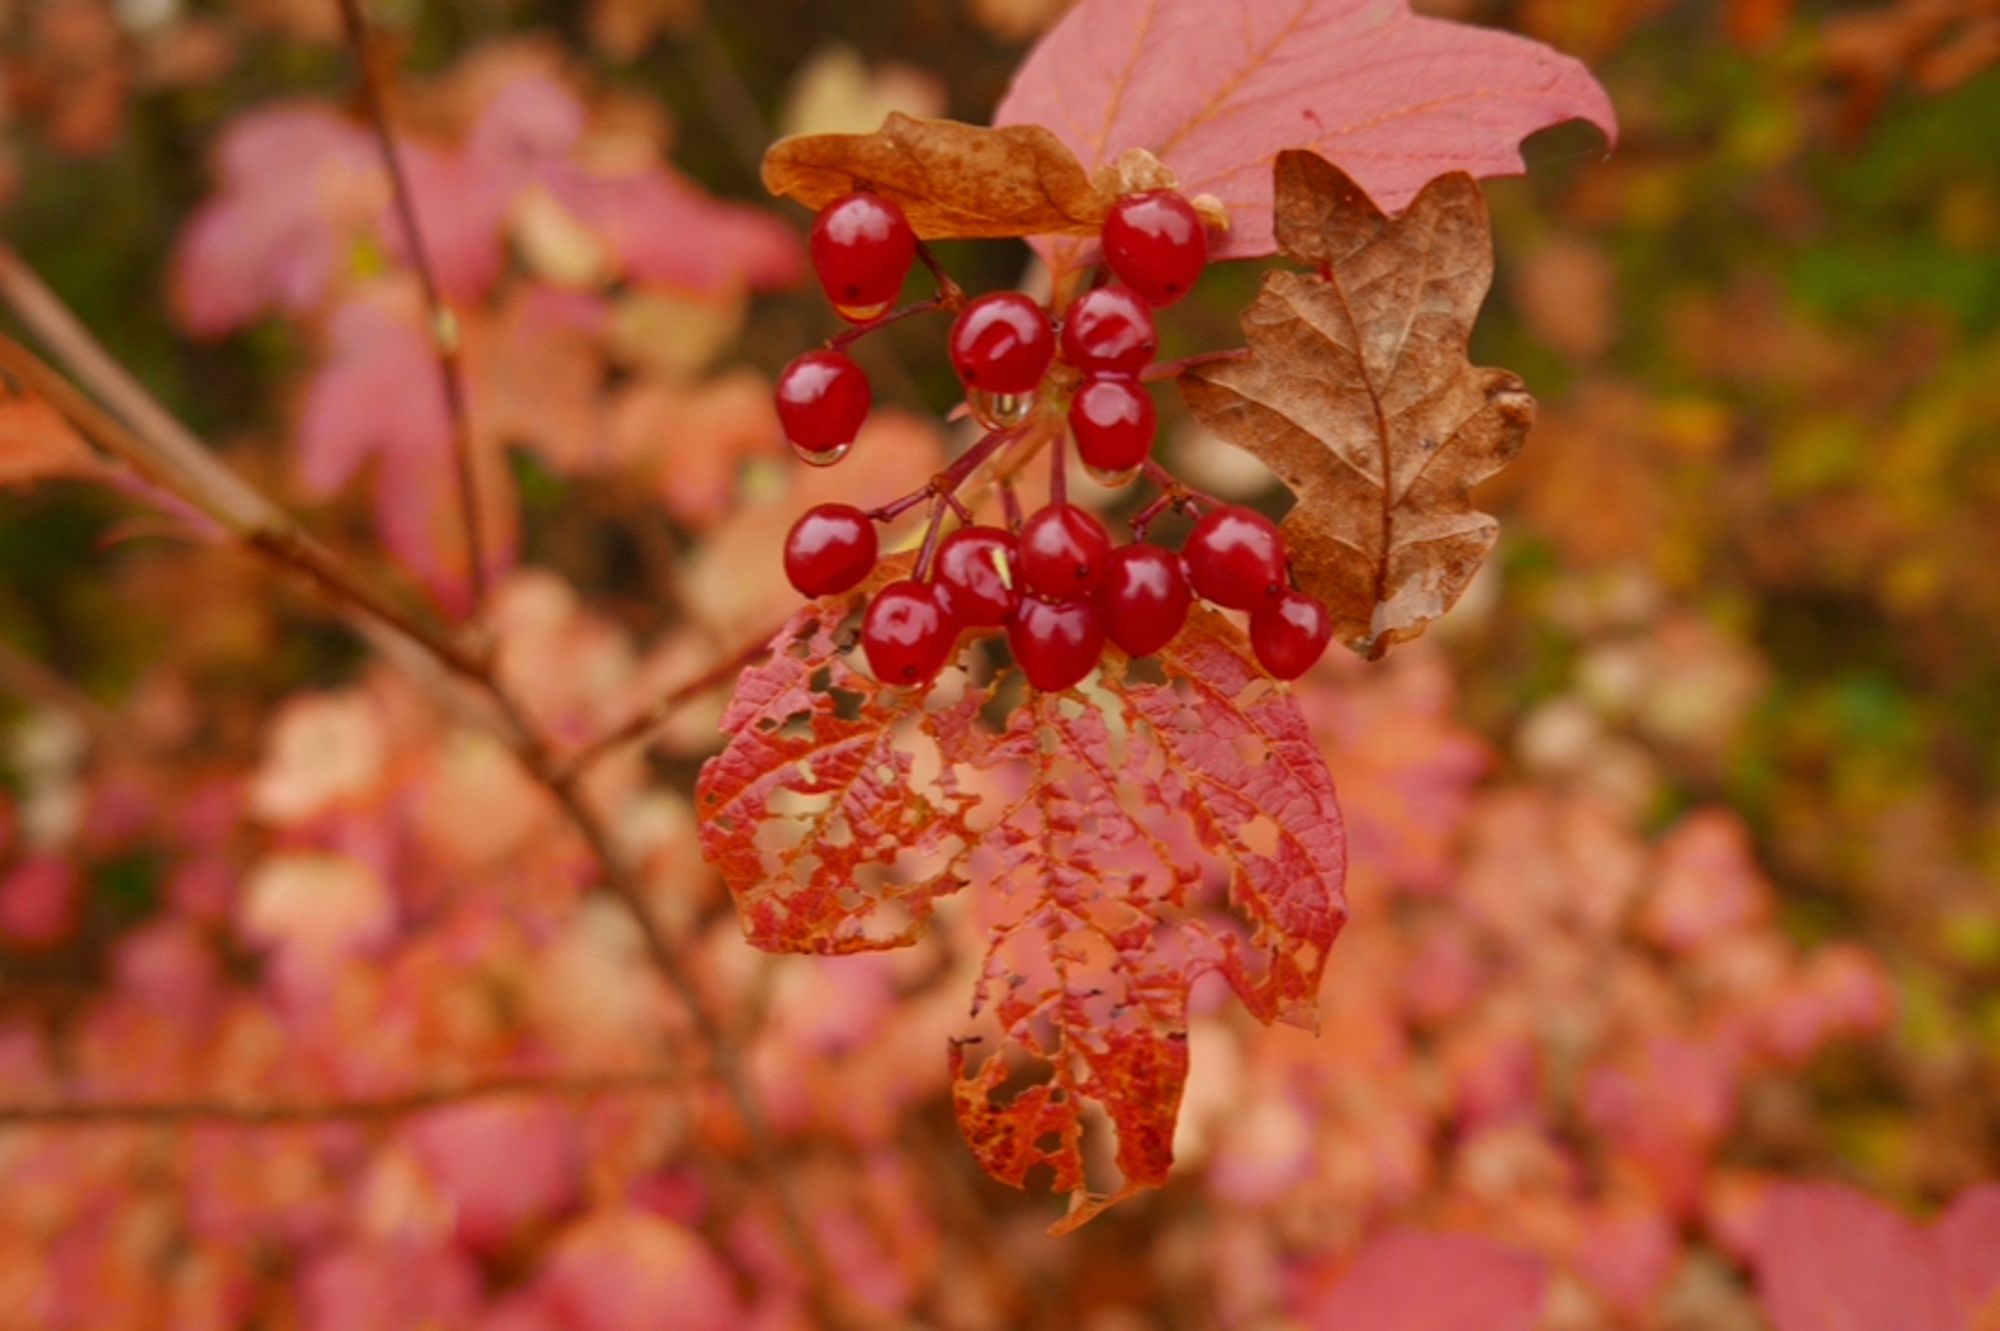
[298,287,518,613]
[995,0,1616,265]
[406,1099,582,1253]
[1297,1228,1547,1331]
[537,1210,742,1331]
[1756,1183,1961,1331]
[171,104,380,336]
[0,856,80,950]
[1935,1186,2000,1325]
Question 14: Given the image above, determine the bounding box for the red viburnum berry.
[1009,597,1104,692]
[810,192,916,320]
[783,504,877,597]
[1184,505,1287,609]
[935,526,1019,627]
[1100,542,1191,658]
[775,350,870,460]
[1101,190,1208,307]
[949,292,1055,395]
[1059,285,1157,375]
[1250,589,1332,679]
[862,580,957,685]
[1018,503,1113,599]
[1069,378,1156,479]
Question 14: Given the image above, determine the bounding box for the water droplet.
[792,439,851,467]
[1084,462,1140,489]
[969,389,1035,431]
[834,299,891,323]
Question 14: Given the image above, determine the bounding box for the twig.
[0,255,852,1326]
[333,0,489,615]
[553,637,771,783]
[0,1069,681,1128]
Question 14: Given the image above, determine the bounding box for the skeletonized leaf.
[1182,151,1532,659]
[994,0,1616,265]
[696,602,1345,1230]
[760,112,1111,240]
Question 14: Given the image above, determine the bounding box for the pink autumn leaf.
[298,287,518,612]
[171,104,381,336]
[1937,1186,2000,1322]
[537,1209,743,1331]
[404,1099,583,1253]
[1755,1183,1963,1331]
[1295,1228,1548,1331]
[0,855,80,950]
[995,0,1616,266]
[543,163,805,295]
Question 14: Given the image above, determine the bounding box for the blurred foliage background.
[0,0,1997,1323]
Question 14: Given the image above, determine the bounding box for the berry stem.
[913,494,952,582]
[1140,458,1229,517]
[914,240,968,308]
[1000,479,1024,533]
[826,297,949,350]
[1049,427,1068,506]
[865,424,1022,526]
[1128,491,1176,540]
[1142,347,1250,383]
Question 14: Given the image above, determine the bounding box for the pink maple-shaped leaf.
[544,164,805,295]
[994,0,1615,267]
[1295,1228,1548,1331]
[1756,1183,1962,1331]
[171,104,382,336]
[297,286,518,612]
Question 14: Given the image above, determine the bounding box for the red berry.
[861,580,957,685]
[1059,286,1157,375]
[1184,505,1287,610]
[1018,503,1113,598]
[934,526,1019,627]
[1069,378,1156,478]
[1008,597,1104,692]
[776,350,870,457]
[1100,543,1191,658]
[1102,190,1208,307]
[1250,590,1332,679]
[810,192,916,319]
[783,504,877,598]
[949,293,1055,395]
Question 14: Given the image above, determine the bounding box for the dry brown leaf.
[760,112,1109,240]
[1181,150,1533,659]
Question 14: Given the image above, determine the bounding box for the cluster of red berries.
[775,186,1333,692]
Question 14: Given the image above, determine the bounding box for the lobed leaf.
[1182,150,1533,659]
[760,112,1111,240]
[994,0,1616,267]
[696,603,1346,1230]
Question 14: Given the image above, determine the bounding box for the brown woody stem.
[0,253,851,1327]
[0,1070,681,1127]
[334,0,490,617]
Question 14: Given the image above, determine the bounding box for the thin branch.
[0,252,853,1326]
[334,0,489,614]
[0,1069,681,1128]
[554,639,769,783]
[675,20,774,181]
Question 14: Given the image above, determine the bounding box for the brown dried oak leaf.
[1181,149,1534,659]
[760,111,1110,240]
[696,600,1345,1233]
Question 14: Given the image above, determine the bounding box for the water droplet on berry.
[967,388,1036,431]
[833,299,892,323]
[1083,461,1140,489]
[791,439,851,467]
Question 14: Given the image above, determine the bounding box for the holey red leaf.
[995,0,1615,272]
[697,601,1346,1232]
[1182,151,1533,659]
